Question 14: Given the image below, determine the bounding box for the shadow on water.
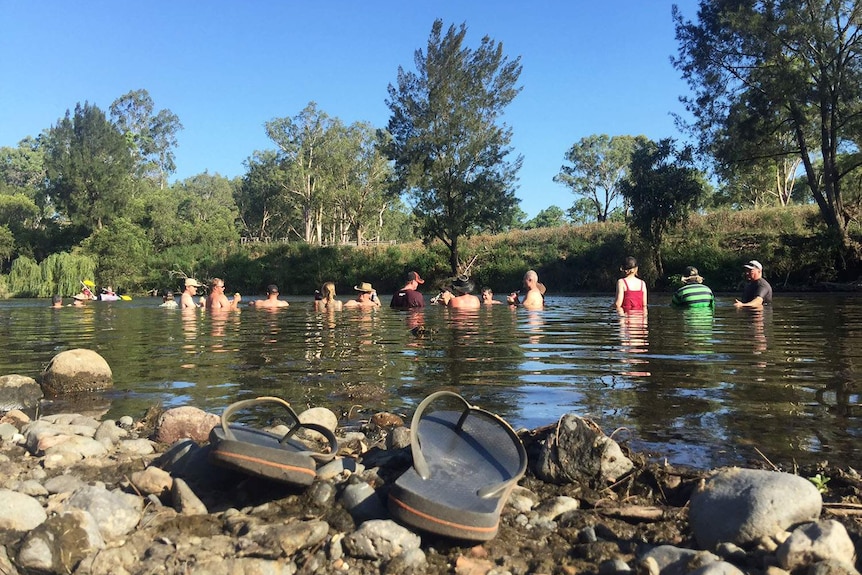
[2,294,862,469]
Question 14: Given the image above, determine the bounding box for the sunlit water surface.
[2,294,860,469]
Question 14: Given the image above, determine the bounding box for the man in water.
[508,270,545,310]
[181,278,203,309]
[249,284,289,309]
[672,266,714,308]
[345,282,381,309]
[206,278,241,311]
[390,271,425,309]
[735,260,773,308]
[448,276,481,309]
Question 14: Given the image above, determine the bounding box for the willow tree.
[386,20,522,274]
[674,0,862,270]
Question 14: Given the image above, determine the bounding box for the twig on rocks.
[754,447,780,471]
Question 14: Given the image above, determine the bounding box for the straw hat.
[354,282,374,293]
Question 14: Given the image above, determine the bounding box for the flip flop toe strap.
[409,391,527,497]
[220,396,338,459]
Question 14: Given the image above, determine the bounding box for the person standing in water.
[614,256,647,314]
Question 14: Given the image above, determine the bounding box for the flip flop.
[387,391,528,541]
[209,396,338,486]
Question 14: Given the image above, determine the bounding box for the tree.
[674,0,862,269]
[110,89,183,188]
[619,139,706,278]
[526,205,567,229]
[237,150,297,241]
[264,102,337,244]
[554,134,647,222]
[43,102,133,236]
[386,20,523,274]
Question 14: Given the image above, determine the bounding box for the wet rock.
[154,406,220,444]
[689,468,822,550]
[534,414,633,486]
[41,349,113,395]
[0,374,42,412]
[0,488,47,531]
[776,520,856,570]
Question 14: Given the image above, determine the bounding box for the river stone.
[17,509,104,574]
[41,349,113,395]
[534,413,634,486]
[689,468,822,550]
[154,406,220,443]
[343,519,421,560]
[63,485,143,540]
[0,374,42,412]
[0,489,47,531]
[776,520,857,570]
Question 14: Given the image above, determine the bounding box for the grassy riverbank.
[219,205,850,296]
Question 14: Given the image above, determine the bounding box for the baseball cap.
[407,271,425,284]
[743,260,763,271]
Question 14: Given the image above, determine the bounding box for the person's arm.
[507,292,520,305]
[735,296,764,308]
[642,282,648,309]
[613,279,625,311]
[230,293,242,310]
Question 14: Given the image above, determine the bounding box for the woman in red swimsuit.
[614,256,647,314]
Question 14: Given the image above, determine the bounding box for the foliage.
[109,89,183,188]
[526,205,567,229]
[39,252,96,297]
[673,0,862,272]
[386,20,523,274]
[808,473,830,494]
[7,256,43,297]
[620,139,707,277]
[81,218,151,289]
[43,102,134,237]
[554,134,648,222]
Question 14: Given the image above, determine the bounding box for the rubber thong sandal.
[209,396,338,486]
[387,391,528,541]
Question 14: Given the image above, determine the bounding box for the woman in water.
[314,281,343,312]
[614,256,647,314]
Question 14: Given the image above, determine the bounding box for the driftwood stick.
[592,505,666,521]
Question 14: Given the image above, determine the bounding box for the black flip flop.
[209,396,338,486]
[388,391,527,541]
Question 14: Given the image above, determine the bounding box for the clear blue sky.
[0,1,699,219]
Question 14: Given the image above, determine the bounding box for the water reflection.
[1,295,861,469]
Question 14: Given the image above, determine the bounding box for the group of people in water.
[614,256,773,314]
[54,257,773,313]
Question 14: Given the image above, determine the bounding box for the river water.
[2,293,860,470]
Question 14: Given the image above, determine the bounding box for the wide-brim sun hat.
[354,282,374,293]
[450,276,474,295]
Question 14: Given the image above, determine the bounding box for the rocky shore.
[0,402,860,575]
[1,352,861,575]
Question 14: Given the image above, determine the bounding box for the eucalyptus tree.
[330,123,393,245]
[674,0,862,266]
[238,150,298,241]
[110,89,183,188]
[554,134,647,222]
[264,102,336,244]
[43,102,134,238]
[526,205,568,229]
[619,138,706,278]
[386,20,523,274]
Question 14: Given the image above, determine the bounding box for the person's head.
[51,295,63,307]
[481,288,494,302]
[407,270,425,287]
[620,257,638,275]
[450,276,474,295]
[524,270,539,289]
[267,284,279,296]
[72,293,87,306]
[354,282,374,299]
[321,282,336,300]
[185,278,202,293]
[163,291,175,301]
[211,278,226,293]
[744,260,763,280]
[682,266,703,284]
